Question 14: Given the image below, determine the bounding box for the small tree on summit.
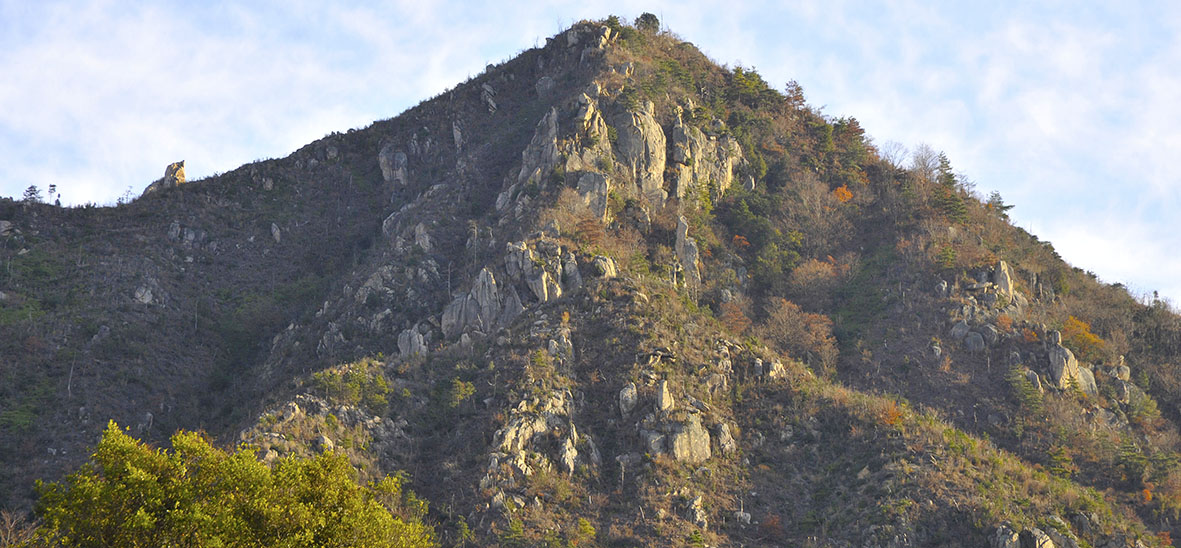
[22,185,43,203]
[635,13,660,33]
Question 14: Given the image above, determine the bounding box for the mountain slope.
[4,16,1181,547]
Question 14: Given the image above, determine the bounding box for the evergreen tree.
[22,185,42,203]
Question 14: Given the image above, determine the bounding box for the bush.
[32,421,434,547]
[312,358,392,415]
[760,298,838,374]
[1061,315,1106,363]
[635,13,659,33]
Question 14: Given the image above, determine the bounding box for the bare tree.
[910,143,940,183]
[879,140,908,168]
[0,509,37,547]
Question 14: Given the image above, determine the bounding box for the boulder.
[714,423,736,455]
[142,161,186,195]
[1077,366,1098,397]
[965,332,986,352]
[611,101,666,203]
[950,320,970,340]
[1049,344,1082,391]
[1044,517,1079,548]
[668,414,711,463]
[687,495,708,529]
[0,220,12,237]
[133,286,153,305]
[990,524,1020,548]
[619,383,638,416]
[271,222,281,244]
[378,144,409,185]
[562,251,583,292]
[657,380,674,412]
[642,430,666,455]
[981,324,1000,346]
[441,267,511,338]
[591,255,617,278]
[936,279,949,297]
[576,172,611,222]
[559,436,578,474]
[398,328,427,358]
[1018,528,1055,548]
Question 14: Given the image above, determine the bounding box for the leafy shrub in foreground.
[32,421,434,548]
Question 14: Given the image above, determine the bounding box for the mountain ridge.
[3,16,1181,547]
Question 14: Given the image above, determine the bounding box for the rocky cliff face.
[2,17,1179,548]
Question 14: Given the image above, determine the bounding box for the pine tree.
[22,185,43,203]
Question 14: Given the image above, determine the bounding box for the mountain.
[4,16,1181,547]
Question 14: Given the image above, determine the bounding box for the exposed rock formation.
[1047,331,1097,396]
[413,223,432,252]
[619,382,638,416]
[498,108,560,211]
[1018,528,1055,548]
[442,268,504,338]
[563,92,614,173]
[657,380,674,412]
[989,524,1020,548]
[669,108,743,203]
[142,161,185,195]
[378,144,409,185]
[676,216,701,289]
[612,101,666,204]
[576,172,610,222]
[591,255,617,278]
[668,414,711,463]
[994,260,1015,299]
[397,327,427,358]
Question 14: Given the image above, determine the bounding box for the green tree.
[635,13,660,33]
[932,153,968,224]
[32,421,434,547]
[22,185,42,204]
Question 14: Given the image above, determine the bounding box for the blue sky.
[1,1,1179,304]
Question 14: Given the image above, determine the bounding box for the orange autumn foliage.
[832,184,853,203]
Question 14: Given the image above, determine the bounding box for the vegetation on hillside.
[4,12,1181,547]
[27,422,434,547]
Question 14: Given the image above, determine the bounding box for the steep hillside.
[4,16,1181,547]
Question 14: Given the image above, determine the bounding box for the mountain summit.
[3,16,1181,547]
